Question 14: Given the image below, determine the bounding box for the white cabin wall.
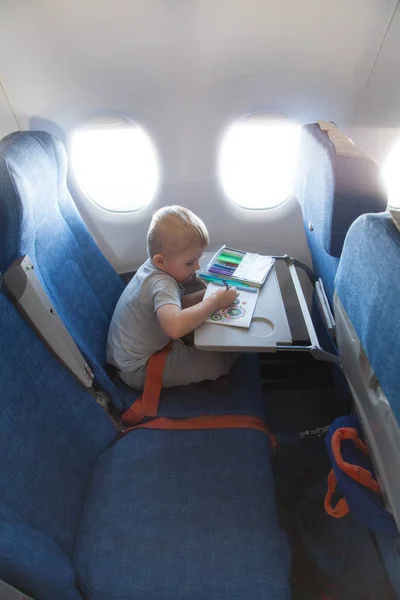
[0,0,398,337]
[0,83,19,140]
[351,2,400,169]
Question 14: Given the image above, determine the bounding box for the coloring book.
[203,282,259,329]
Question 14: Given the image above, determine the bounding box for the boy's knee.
[201,351,238,380]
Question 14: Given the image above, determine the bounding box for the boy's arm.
[181,289,205,308]
[157,287,238,339]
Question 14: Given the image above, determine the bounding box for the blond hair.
[147,206,209,258]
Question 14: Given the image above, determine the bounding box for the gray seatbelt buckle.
[300,425,330,439]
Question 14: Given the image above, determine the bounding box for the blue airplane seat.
[0,131,267,419]
[0,287,290,599]
[335,211,400,430]
[334,210,400,594]
[0,131,126,410]
[293,121,387,306]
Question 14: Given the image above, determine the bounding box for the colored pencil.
[209,267,234,276]
[219,255,242,263]
[222,247,245,257]
[199,273,253,286]
[199,274,258,292]
[215,262,235,271]
[218,259,240,267]
[207,280,258,293]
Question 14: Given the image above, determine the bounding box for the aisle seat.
[334,209,400,594]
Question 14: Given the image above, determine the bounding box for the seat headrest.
[0,131,66,274]
[294,122,387,257]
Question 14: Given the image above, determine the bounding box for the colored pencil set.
[199,246,275,293]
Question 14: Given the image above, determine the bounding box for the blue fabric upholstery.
[75,428,291,600]
[116,353,267,417]
[0,131,267,420]
[0,288,116,598]
[0,513,82,600]
[304,223,339,304]
[294,123,387,305]
[0,131,126,410]
[335,212,400,424]
[294,123,387,257]
[0,288,290,599]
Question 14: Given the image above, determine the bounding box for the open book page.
[203,283,259,329]
[233,254,275,285]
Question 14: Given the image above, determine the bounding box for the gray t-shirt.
[106,259,183,372]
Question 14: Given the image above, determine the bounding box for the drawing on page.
[210,298,248,323]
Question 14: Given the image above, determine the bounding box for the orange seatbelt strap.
[120,343,173,426]
[122,414,271,435]
[325,427,381,518]
[120,415,278,454]
[120,343,277,446]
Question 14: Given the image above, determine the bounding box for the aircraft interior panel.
[1,1,400,598]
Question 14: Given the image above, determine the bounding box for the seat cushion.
[0,289,116,598]
[117,354,268,419]
[74,428,290,599]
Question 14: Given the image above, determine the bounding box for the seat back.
[0,285,116,598]
[294,121,387,305]
[0,132,127,410]
[334,210,400,594]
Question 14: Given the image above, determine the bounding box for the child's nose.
[194,260,200,271]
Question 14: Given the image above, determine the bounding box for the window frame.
[69,116,160,214]
[383,138,400,210]
[217,114,300,211]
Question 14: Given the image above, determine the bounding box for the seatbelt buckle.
[300,425,330,439]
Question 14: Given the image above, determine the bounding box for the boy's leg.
[161,340,239,388]
[118,363,147,390]
[119,341,239,390]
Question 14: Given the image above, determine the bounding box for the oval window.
[70,117,159,212]
[218,115,300,209]
[383,138,400,209]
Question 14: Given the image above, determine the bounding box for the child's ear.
[153,254,165,270]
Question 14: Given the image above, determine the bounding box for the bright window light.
[70,119,159,212]
[383,139,400,209]
[219,116,300,209]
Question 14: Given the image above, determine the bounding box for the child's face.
[157,246,205,283]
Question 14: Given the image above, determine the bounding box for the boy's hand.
[213,287,239,308]
[157,286,239,339]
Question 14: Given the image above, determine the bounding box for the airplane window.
[70,118,159,212]
[383,138,400,209]
[218,115,300,209]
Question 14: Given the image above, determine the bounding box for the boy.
[106,205,239,390]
